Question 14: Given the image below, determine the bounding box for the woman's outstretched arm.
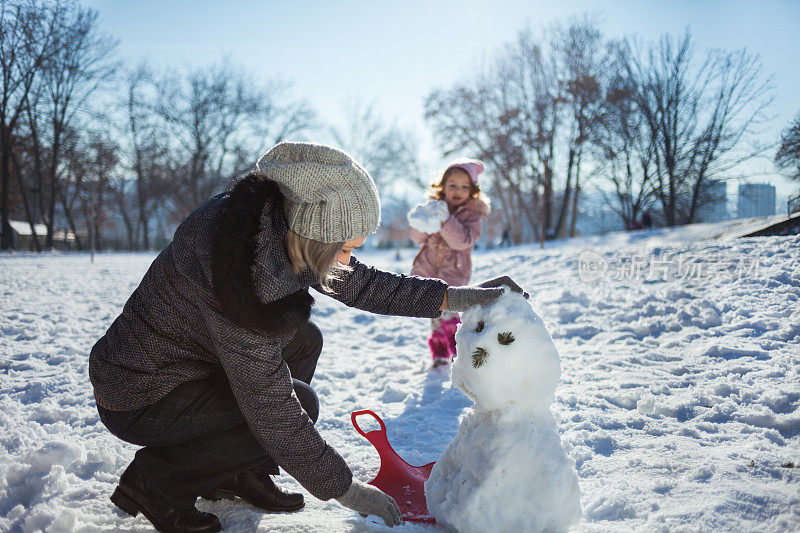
[313,256,448,318]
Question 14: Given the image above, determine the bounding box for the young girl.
[408,158,490,367]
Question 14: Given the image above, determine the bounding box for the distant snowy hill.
[1,226,798,531]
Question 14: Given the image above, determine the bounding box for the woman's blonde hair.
[285,229,352,293]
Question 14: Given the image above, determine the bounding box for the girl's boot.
[428,329,450,367]
[440,315,461,359]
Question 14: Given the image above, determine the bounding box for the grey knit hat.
[255,142,381,243]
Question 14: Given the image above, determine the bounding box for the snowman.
[425,290,581,533]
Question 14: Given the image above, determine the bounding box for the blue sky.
[82,0,800,198]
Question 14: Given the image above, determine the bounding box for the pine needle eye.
[475,320,485,332]
[498,332,515,345]
[472,347,489,368]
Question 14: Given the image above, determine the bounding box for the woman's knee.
[304,321,323,355]
[285,321,323,361]
[292,379,319,424]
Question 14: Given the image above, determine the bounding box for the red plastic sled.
[351,410,436,523]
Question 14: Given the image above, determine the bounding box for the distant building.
[737,183,776,218]
[698,181,729,222]
[5,220,76,251]
[574,192,625,236]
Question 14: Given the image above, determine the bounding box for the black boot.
[111,462,221,533]
[202,471,304,512]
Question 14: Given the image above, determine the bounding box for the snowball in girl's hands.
[451,290,561,412]
[407,200,450,234]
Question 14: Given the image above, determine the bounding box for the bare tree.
[76,131,116,254]
[54,125,86,248]
[330,98,421,196]
[618,30,774,226]
[500,31,557,243]
[38,2,115,249]
[118,63,168,249]
[8,131,42,249]
[0,0,61,250]
[3,5,318,252]
[110,172,136,249]
[8,0,116,249]
[20,56,58,244]
[775,112,800,184]
[550,17,608,237]
[593,71,658,228]
[155,60,315,221]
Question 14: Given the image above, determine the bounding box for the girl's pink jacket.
[409,197,490,287]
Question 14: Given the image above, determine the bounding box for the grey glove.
[446,276,529,312]
[336,479,403,527]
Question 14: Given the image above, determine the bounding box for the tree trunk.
[0,128,13,250]
[555,146,575,238]
[569,147,584,238]
[89,222,94,262]
[118,196,135,249]
[665,163,677,226]
[58,186,83,250]
[140,215,150,250]
[45,129,62,250]
[538,184,545,249]
[26,108,49,232]
[543,163,553,236]
[512,184,537,242]
[93,219,101,251]
[11,149,42,251]
[134,220,141,250]
[95,181,106,251]
[136,169,150,250]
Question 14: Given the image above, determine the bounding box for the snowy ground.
[1,225,799,532]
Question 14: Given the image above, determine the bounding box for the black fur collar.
[211,173,315,336]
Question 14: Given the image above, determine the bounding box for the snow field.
[1,228,799,531]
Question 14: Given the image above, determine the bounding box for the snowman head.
[451,289,561,412]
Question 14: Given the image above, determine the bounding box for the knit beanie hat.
[445,158,485,184]
[255,142,381,243]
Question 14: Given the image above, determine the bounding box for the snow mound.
[426,291,581,532]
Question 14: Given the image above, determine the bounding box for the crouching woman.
[89,142,524,532]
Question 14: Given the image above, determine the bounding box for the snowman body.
[425,291,581,533]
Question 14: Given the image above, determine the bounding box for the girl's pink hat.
[445,158,485,184]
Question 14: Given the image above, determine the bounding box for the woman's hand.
[476,275,529,298]
[336,479,403,527]
[444,276,529,312]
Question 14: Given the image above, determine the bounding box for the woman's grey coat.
[89,177,448,502]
